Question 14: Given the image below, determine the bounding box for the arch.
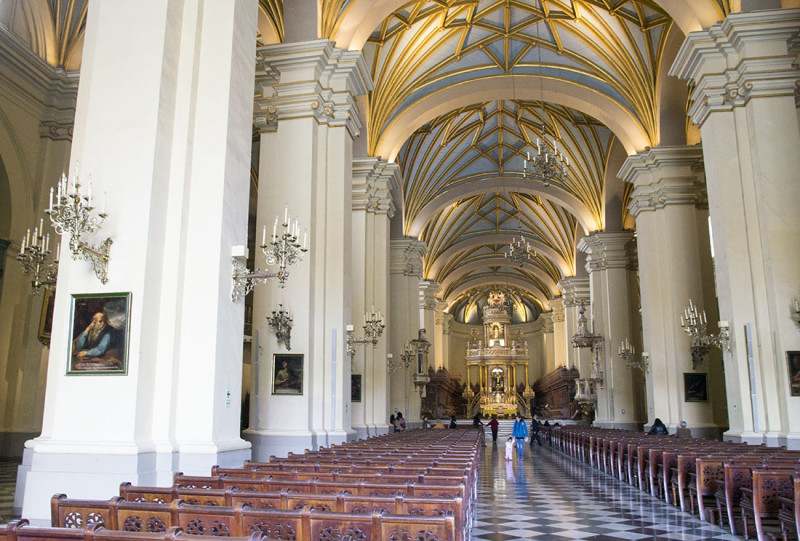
[334,0,719,53]
[445,276,551,307]
[0,108,35,244]
[437,257,560,297]
[376,76,651,161]
[427,233,571,278]
[407,177,598,238]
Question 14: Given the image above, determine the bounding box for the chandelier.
[346,308,385,359]
[267,304,293,351]
[679,299,730,369]
[523,138,569,186]
[231,205,308,301]
[504,233,533,267]
[16,220,58,294]
[45,166,112,284]
[619,338,648,373]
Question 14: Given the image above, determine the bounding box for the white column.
[671,9,800,448]
[579,231,643,430]
[549,297,567,370]
[420,281,440,366]
[539,311,556,379]
[619,146,723,438]
[19,0,257,521]
[434,300,450,370]
[389,239,426,425]
[245,39,372,459]
[557,277,590,373]
[350,158,399,439]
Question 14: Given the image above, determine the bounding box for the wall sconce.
[16,220,58,294]
[346,308,385,359]
[792,297,800,328]
[680,299,730,369]
[267,304,293,350]
[45,166,111,284]
[619,338,648,373]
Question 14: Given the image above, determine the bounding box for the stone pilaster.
[619,146,723,439]
[549,297,567,372]
[350,158,400,439]
[671,11,800,446]
[246,39,373,459]
[578,231,642,430]
[556,277,590,373]
[389,239,426,426]
[434,300,450,370]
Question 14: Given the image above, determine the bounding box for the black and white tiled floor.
[471,441,740,540]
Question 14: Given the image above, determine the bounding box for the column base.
[243,429,316,460]
[352,426,369,441]
[17,439,251,522]
[781,433,800,450]
[0,431,38,459]
[722,429,765,445]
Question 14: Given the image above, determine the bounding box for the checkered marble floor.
[471,442,741,541]
[0,459,21,525]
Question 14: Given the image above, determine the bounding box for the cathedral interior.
[0,0,799,532]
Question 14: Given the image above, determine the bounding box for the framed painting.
[787,351,800,397]
[68,292,131,375]
[272,353,303,395]
[351,374,362,402]
[38,288,56,346]
[684,372,708,402]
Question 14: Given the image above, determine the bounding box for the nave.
[472,441,738,541]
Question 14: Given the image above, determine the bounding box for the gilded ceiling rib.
[47,0,87,68]
[259,0,284,42]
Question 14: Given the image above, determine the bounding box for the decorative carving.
[185,520,205,535]
[209,521,230,536]
[147,518,166,532]
[64,512,83,528]
[123,516,143,532]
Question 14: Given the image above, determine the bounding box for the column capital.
[390,238,427,277]
[254,39,374,137]
[557,277,590,306]
[420,281,441,310]
[578,231,636,272]
[539,311,555,334]
[549,297,565,322]
[352,157,401,218]
[670,9,800,127]
[619,146,707,217]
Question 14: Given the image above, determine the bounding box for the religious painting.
[38,288,56,346]
[787,351,800,397]
[351,374,362,402]
[683,372,708,402]
[272,353,303,395]
[68,292,130,375]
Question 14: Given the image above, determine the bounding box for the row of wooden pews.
[1,521,266,541]
[44,429,480,541]
[546,425,800,541]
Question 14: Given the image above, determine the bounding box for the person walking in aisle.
[529,414,543,447]
[488,414,499,443]
[512,414,528,457]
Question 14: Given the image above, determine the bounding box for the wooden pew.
[740,469,797,541]
[778,474,799,541]
[1,520,268,541]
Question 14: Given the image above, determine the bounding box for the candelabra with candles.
[504,234,534,267]
[387,351,411,373]
[346,308,385,359]
[45,166,112,284]
[522,138,569,187]
[267,304,293,351]
[16,219,59,293]
[680,298,730,370]
[619,338,648,373]
[231,205,308,301]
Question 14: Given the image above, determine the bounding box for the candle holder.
[16,221,59,294]
[679,299,730,369]
[231,204,308,301]
[619,338,647,373]
[792,297,800,329]
[346,308,385,359]
[522,137,569,187]
[267,304,293,351]
[45,165,112,284]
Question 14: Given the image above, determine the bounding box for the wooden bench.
[741,469,797,541]
[778,473,799,541]
[1,520,269,541]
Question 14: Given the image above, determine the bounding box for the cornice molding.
[549,297,565,323]
[352,157,400,217]
[419,281,441,310]
[670,9,800,127]
[619,146,706,217]
[254,39,373,138]
[557,277,590,306]
[0,25,78,130]
[390,238,427,277]
[578,231,635,273]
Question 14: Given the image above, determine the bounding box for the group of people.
[389,412,459,431]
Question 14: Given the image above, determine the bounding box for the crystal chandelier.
[619,337,648,373]
[523,138,569,186]
[267,304,293,351]
[16,219,59,294]
[231,205,308,301]
[346,308,385,359]
[45,165,112,284]
[679,299,730,369]
[504,233,533,267]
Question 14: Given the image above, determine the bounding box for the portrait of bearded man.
[69,293,129,374]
